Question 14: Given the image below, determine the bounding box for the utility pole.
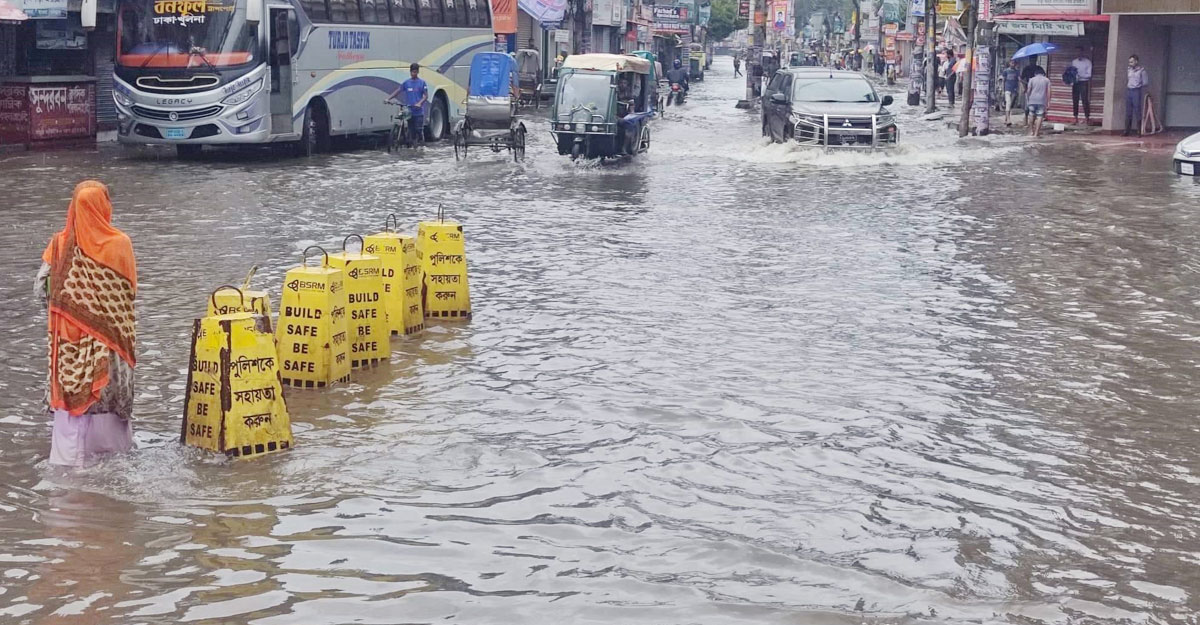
[958,0,976,136]
[853,0,861,70]
[924,0,936,114]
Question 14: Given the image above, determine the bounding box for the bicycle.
[384,101,414,152]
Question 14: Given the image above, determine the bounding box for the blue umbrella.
[1012,42,1058,60]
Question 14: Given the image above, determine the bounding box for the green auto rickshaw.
[550,53,654,160]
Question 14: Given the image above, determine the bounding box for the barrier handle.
[437,203,445,223]
[210,285,245,312]
[302,245,329,267]
[343,234,364,252]
[384,214,399,232]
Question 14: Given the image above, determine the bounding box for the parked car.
[762,68,898,149]
[1174,131,1200,176]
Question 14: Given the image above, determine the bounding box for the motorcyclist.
[665,58,689,102]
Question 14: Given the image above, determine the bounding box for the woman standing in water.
[37,181,137,467]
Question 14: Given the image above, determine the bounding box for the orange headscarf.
[44,182,137,416]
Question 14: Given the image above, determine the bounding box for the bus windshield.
[117,0,258,68]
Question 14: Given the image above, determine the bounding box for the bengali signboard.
[737,0,748,19]
[0,85,28,144]
[996,19,1084,36]
[29,83,94,140]
[490,0,517,33]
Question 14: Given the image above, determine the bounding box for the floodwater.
[1,59,1199,625]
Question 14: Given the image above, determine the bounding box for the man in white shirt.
[1070,47,1093,124]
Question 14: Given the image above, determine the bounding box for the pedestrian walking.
[944,50,957,107]
[1070,47,1093,124]
[1002,59,1020,126]
[38,181,137,468]
[734,54,742,77]
[1020,59,1044,125]
[388,63,428,144]
[1026,67,1051,138]
[1124,54,1149,136]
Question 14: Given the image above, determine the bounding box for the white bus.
[109,0,493,156]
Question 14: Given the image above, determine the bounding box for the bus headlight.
[113,90,133,108]
[220,79,263,106]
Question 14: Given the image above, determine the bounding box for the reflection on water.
[0,63,1198,624]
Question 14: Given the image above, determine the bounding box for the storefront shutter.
[518,9,535,50]
[94,35,118,130]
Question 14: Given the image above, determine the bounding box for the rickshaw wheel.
[512,125,526,162]
[453,128,467,160]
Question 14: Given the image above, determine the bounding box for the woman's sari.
[42,181,137,420]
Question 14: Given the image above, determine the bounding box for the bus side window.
[439,0,457,25]
[360,0,380,22]
[418,0,440,25]
[328,0,350,22]
[390,0,417,24]
[466,0,488,26]
[301,0,328,21]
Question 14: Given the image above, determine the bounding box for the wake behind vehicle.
[453,52,526,162]
[550,54,654,160]
[762,69,898,149]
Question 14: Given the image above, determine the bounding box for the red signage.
[0,85,27,145]
[28,84,94,141]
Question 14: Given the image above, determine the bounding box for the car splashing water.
[0,59,1199,624]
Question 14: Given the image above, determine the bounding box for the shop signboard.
[35,18,86,49]
[771,0,786,30]
[21,0,67,19]
[937,0,958,17]
[491,0,517,33]
[881,0,900,23]
[593,0,613,26]
[996,19,1084,36]
[0,86,28,144]
[909,0,923,17]
[737,0,748,19]
[653,4,688,34]
[1014,0,1096,13]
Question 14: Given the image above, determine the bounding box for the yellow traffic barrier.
[417,209,471,320]
[276,246,351,388]
[183,287,293,459]
[206,266,272,320]
[401,233,425,334]
[328,235,391,368]
[364,215,422,336]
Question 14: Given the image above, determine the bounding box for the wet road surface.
[1,60,1199,624]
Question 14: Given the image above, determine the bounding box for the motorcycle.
[667,82,686,106]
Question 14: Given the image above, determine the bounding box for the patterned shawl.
[42,181,137,416]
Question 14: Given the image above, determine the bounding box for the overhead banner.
[516,0,567,26]
[490,0,517,34]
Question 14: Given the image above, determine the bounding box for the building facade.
[1102,0,1200,131]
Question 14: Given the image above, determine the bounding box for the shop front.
[0,0,111,148]
[994,11,1110,126]
[1102,1,1200,131]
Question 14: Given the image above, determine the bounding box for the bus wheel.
[297,105,320,157]
[425,95,448,142]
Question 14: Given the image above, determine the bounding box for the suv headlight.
[876,113,896,127]
[113,90,133,108]
[221,79,263,106]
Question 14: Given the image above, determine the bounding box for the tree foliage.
[708,0,748,42]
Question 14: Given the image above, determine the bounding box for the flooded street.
[2,61,1200,624]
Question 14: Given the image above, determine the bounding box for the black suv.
[761,69,898,149]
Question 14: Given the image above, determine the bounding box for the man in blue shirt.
[389,63,428,144]
[1001,59,1020,127]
